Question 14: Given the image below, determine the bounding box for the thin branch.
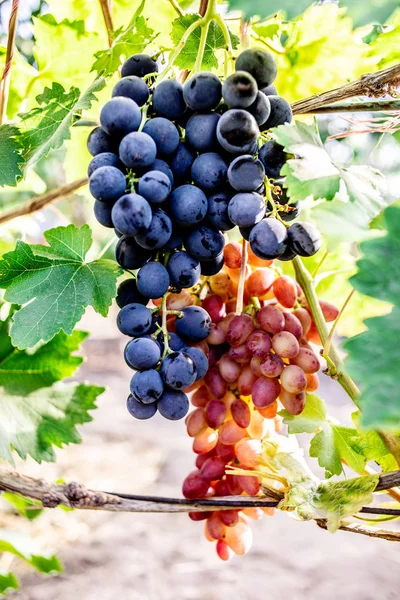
[301,99,400,114]
[291,63,400,115]
[0,0,20,124]
[316,520,400,542]
[0,467,400,511]
[359,507,400,516]
[1,468,400,541]
[98,0,114,47]
[0,178,88,226]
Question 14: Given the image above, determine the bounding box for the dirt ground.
[5,310,400,600]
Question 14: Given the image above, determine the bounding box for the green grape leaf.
[349,418,398,473]
[226,0,398,25]
[0,382,103,465]
[171,14,239,70]
[18,77,105,168]
[274,122,387,204]
[0,530,61,574]
[345,310,400,430]
[348,206,400,307]
[0,572,18,595]
[0,125,23,187]
[91,1,156,76]
[2,492,43,521]
[311,474,379,532]
[281,394,367,477]
[0,314,88,395]
[0,224,121,349]
[344,206,400,429]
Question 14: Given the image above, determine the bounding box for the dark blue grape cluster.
[116,294,212,421]
[87,48,320,420]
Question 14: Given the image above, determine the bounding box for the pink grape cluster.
[181,257,339,560]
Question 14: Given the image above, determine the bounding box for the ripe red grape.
[257,305,285,334]
[271,331,299,358]
[251,376,281,408]
[280,364,307,394]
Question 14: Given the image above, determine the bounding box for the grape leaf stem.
[293,255,400,467]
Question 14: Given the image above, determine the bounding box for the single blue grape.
[287,222,321,257]
[191,152,228,192]
[227,155,265,192]
[112,193,152,236]
[149,159,174,186]
[89,166,126,203]
[112,76,149,106]
[115,236,153,270]
[138,170,171,204]
[160,351,197,390]
[235,48,277,88]
[169,184,207,228]
[157,390,189,421]
[239,225,252,241]
[164,229,183,250]
[124,337,161,370]
[116,278,147,308]
[200,253,224,276]
[249,218,288,259]
[117,303,152,336]
[152,79,186,120]
[183,73,222,111]
[119,132,157,169]
[130,369,164,404]
[175,306,212,342]
[100,97,141,137]
[183,346,208,380]
[261,84,278,96]
[136,262,170,298]
[168,333,186,351]
[94,200,114,228]
[222,71,258,108]
[169,142,195,182]
[277,245,297,261]
[88,152,123,177]
[185,112,220,153]
[167,251,201,289]
[228,192,266,227]
[185,226,224,262]
[121,54,158,78]
[135,208,172,250]
[207,192,234,231]
[260,96,292,130]
[87,127,117,156]
[216,109,259,154]
[246,91,271,126]
[258,140,288,179]
[127,394,158,419]
[143,117,180,156]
